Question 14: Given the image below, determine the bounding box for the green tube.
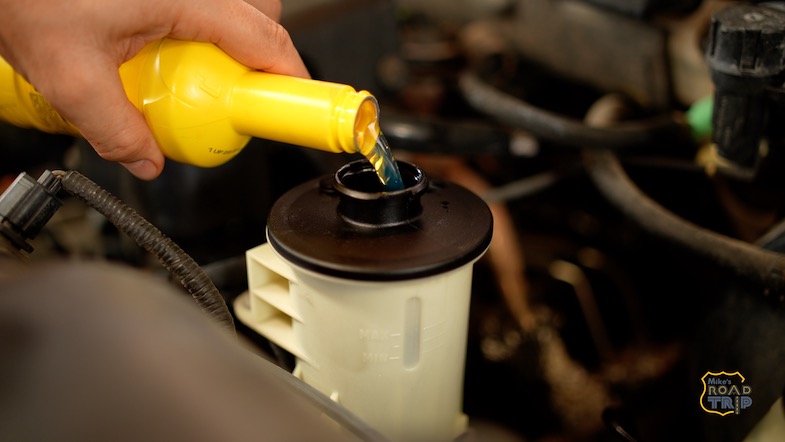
[686,95,713,141]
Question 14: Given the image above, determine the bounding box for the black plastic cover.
[266,160,493,281]
[707,4,785,168]
[707,4,785,79]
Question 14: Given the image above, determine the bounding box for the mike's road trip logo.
[700,371,752,416]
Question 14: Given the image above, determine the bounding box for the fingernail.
[122,160,159,180]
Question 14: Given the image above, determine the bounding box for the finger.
[174,0,309,78]
[41,54,165,180]
[243,0,282,22]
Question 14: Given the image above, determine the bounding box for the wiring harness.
[0,169,235,333]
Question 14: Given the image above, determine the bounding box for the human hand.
[0,0,309,180]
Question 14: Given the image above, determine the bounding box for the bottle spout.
[348,93,380,156]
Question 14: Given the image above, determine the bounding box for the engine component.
[235,159,493,441]
[0,170,62,255]
[707,3,785,170]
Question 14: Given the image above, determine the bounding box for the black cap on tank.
[266,160,493,281]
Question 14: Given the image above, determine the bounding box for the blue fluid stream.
[365,132,403,191]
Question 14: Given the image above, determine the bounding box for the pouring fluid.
[0,37,406,186]
[0,39,389,169]
[359,119,404,191]
[366,133,404,191]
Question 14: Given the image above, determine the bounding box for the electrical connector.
[0,170,62,254]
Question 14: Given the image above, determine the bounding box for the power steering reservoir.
[235,159,493,441]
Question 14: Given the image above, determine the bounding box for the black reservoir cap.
[707,4,785,79]
[266,160,493,281]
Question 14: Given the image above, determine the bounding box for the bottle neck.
[230,72,379,154]
[341,91,380,157]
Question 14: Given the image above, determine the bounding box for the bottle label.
[27,90,77,134]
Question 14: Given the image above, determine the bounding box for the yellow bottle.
[0,38,380,167]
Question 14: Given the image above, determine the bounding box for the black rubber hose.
[584,149,785,292]
[379,111,514,156]
[459,73,785,291]
[458,71,691,150]
[52,170,236,333]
